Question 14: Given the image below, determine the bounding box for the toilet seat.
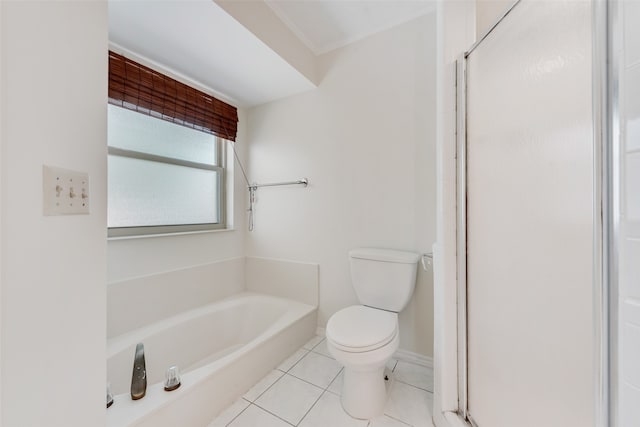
[326,305,398,353]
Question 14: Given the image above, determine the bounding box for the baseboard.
[393,349,433,368]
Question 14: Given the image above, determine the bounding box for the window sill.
[107,227,236,241]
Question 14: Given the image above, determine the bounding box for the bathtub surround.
[108,257,246,338]
[1,2,108,426]
[246,256,319,307]
[246,13,437,359]
[108,256,318,337]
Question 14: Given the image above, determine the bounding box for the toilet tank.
[349,248,421,312]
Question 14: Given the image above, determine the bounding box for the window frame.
[107,129,227,238]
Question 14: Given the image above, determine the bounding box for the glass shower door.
[463,1,595,426]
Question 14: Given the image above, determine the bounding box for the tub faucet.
[131,343,147,400]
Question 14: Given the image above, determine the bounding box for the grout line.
[284,371,332,392]
[382,413,413,426]
[247,370,287,403]
[281,348,311,373]
[325,367,344,394]
[275,347,311,374]
[295,389,327,427]
[306,337,325,351]
[392,377,434,394]
[309,349,336,361]
[221,398,252,427]
[250,402,297,427]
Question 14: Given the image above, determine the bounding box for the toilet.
[326,248,420,419]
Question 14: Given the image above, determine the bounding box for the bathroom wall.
[618,1,640,423]
[245,14,437,358]
[475,0,515,38]
[106,110,248,283]
[1,2,107,426]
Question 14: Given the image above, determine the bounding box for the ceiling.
[265,0,436,55]
[109,0,435,108]
[108,0,316,107]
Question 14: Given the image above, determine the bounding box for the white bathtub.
[106,292,316,427]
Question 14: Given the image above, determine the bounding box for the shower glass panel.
[612,0,640,425]
[464,1,594,426]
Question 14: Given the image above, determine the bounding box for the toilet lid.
[326,305,398,352]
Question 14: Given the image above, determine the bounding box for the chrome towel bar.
[249,178,309,190]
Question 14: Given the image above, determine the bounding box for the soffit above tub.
[264,0,436,55]
[108,0,317,108]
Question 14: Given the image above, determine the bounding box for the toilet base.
[341,365,389,419]
[326,308,400,420]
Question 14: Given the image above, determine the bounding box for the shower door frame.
[454,0,612,425]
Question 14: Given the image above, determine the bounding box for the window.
[107,51,238,237]
[108,105,227,237]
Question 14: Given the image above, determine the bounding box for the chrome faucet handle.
[106,382,114,408]
[130,343,147,400]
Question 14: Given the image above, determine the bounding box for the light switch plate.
[43,165,90,215]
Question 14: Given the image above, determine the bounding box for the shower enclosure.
[453,0,638,426]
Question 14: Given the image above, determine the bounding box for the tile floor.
[209,336,434,427]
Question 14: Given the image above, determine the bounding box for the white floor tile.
[243,370,285,402]
[277,348,309,372]
[327,369,344,395]
[255,374,324,425]
[299,391,368,427]
[311,339,334,359]
[208,398,250,427]
[368,414,412,427]
[289,351,343,389]
[227,404,291,427]
[384,381,433,427]
[303,335,324,350]
[393,361,433,392]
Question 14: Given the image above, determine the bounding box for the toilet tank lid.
[349,248,420,264]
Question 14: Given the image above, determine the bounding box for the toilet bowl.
[326,305,399,419]
[326,248,420,420]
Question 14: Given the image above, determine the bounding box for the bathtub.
[106,292,316,427]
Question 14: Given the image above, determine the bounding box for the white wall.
[475,0,514,38]
[618,2,640,424]
[245,14,437,357]
[1,2,107,426]
[107,110,247,283]
[214,0,319,86]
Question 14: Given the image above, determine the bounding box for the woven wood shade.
[108,51,238,141]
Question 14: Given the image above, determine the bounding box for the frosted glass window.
[108,104,217,165]
[107,105,226,236]
[108,156,219,228]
